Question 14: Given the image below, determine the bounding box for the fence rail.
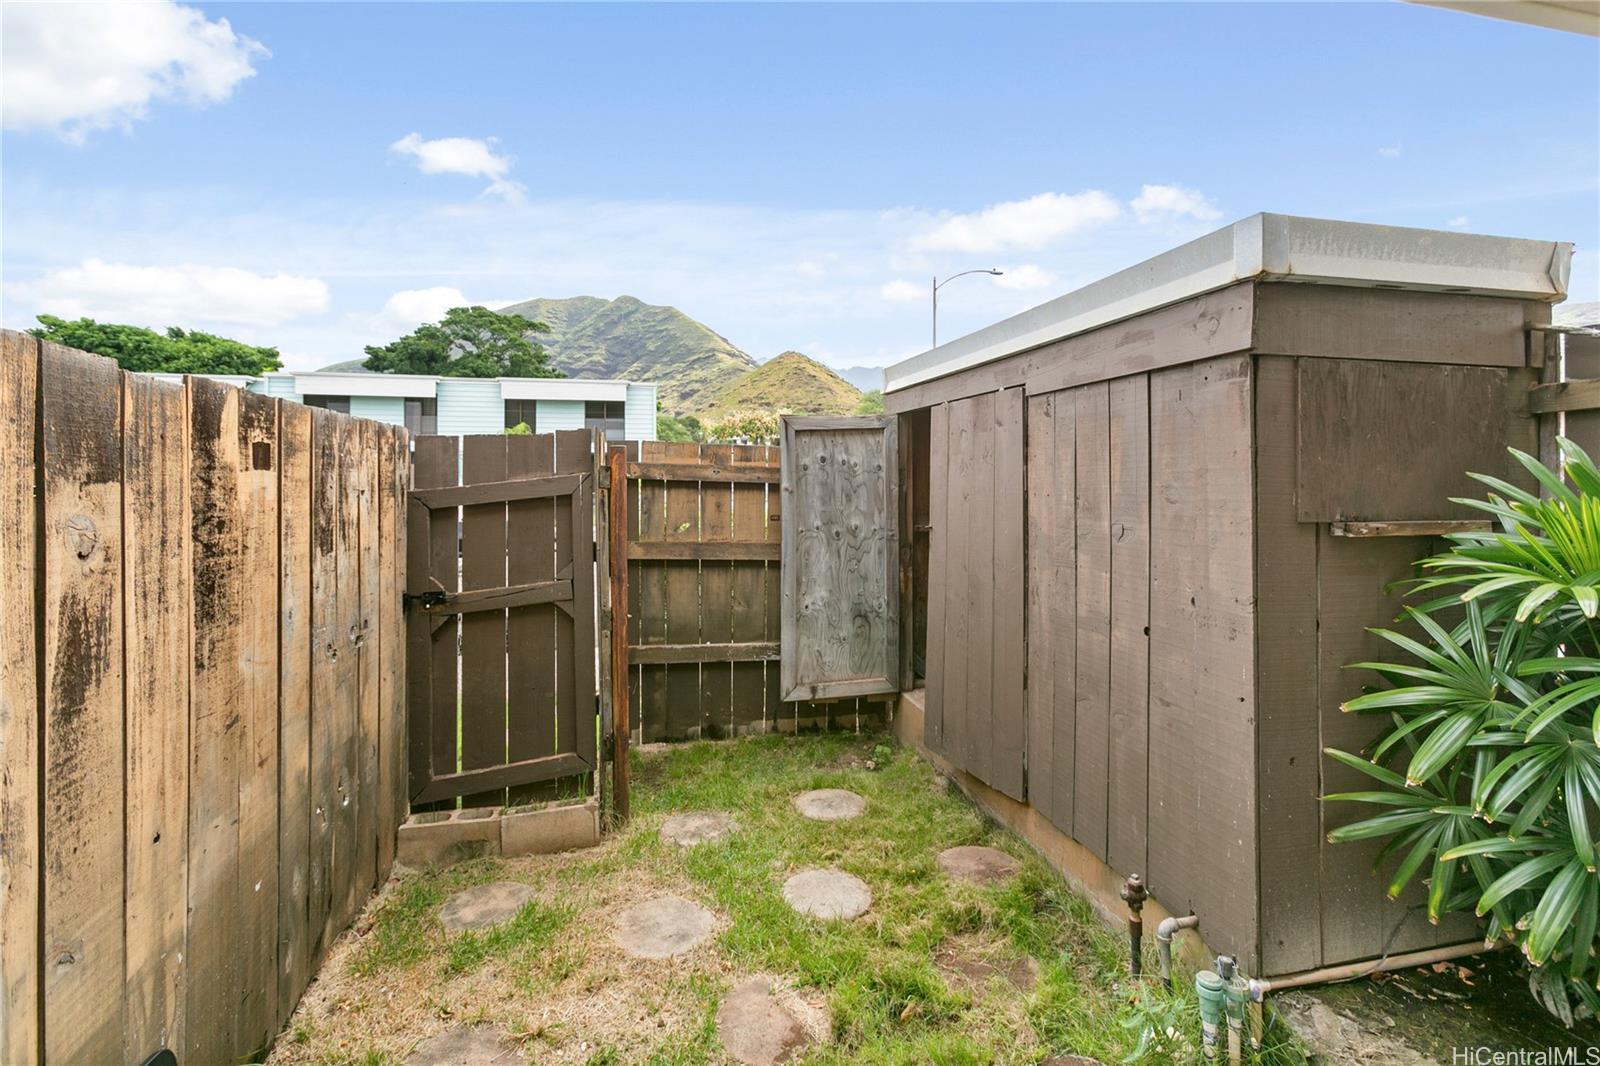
[0,330,408,1066]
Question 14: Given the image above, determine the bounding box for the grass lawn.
[268,732,1309,1065]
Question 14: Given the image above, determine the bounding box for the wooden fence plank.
[377,426,407,876]
[555,430,596,782]
[699,445,737,736]
[990,388,1026,801]
[277,401,315,1018]
[1107,374,1151,879]
[123,373,190,1063]
[1073,383,1112,861]
[353,420,381,916]
[40,343,126,1063]
[730,445,769,733]
[1049,392,1079,835]
[404,435,432,805]
[0,332,37,1065]
[1024,393,1056,821]
[413,435,459,807]
[506,431,556,805]
[306,409,339,966]
[460,435,510,806]
[925,405,949,754]
[185,377,242,1066]
[329,416,363,938]
[944,399,974,766]
[661,443,703,739]
[236,391,281,1054]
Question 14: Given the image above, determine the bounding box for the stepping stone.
[404,1025,520,1065]
[937,845,1020,885]
[792,788,866,821]
[661,810,736,847]
[437,882,539,933]
[716,976,811,1065]
[613,894,715,958]
[782,868,871,920]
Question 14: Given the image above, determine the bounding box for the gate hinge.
[402,589,448,611]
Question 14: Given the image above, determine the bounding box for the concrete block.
[501,797,600,857]
[396,806,502,867]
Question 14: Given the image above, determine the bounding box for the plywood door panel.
[780,417,900,701]
[1025,394,1056,821]
[0,332,37,1065]
[1106,375,1150,880]
[40,343,125,1063]
[1252,357,1323,975]
[1048,394,1079,835]
[123,373,190,1063]
[1073,384,1112,860]
[989,389,1027,802]
[1148,355,1259,970]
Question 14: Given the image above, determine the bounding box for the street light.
[932,268,1003,348]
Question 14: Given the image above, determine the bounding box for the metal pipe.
[1245,939,1496,998]
[1120,874,1149,977]
[1156,913,1200,983]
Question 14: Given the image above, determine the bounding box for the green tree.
[363,306,563,378]
[29,315,283,375]
[656,414,702,443]
[854,389,885,415]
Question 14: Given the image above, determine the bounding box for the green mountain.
[498,295,756,414]
[701,351,861,420]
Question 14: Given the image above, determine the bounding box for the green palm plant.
[1325,438,1600,1025]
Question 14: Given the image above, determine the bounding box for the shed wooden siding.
[924,388,1025,801]
[1,332,408,1065]
[1024,356,1256,963]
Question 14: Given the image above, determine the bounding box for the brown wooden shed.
[882,214,1574,978]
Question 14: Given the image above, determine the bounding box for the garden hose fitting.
[1195,969,1225,1062]
[1120,874,1148,977]
[1219,956,1247,1065]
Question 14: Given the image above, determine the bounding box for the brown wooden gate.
[406,430,600,807]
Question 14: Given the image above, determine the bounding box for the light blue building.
[154,369,659,440]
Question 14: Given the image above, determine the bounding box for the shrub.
[1325,438,1600,1025]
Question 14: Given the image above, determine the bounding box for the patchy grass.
[269,733,1308,1065]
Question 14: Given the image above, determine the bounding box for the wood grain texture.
[1251,357,1323,975]
[1072,383,1111,860]
[780,417,899,702]
[1295,359,1510,523]
[306,408,340,965]
[277,401,315,1017]
[1024,394,1056,821]
[730,445,769,733]
[378,425,407,873]
[122,372,190,1063]
[236,390,280,1055]
[185,377,241,1065]
[924,404,950,755]
[699,445,737,736]
[412,435,459,804]
[989,389,1026,801]
[555,430,596,776]
[329,417,363,939]
[505,432,556,805]
[1106,374,1150,879]
[352,421,380,923]
[40,343,126,1063]
[660,442,703,738]
[1148,355,1259,970]
[963,394,995,784]
[0,332,37,1065]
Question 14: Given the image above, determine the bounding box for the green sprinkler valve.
[1195,969,1225,1062]
[1220,957,1248,1064]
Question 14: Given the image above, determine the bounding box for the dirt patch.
[935,935,1039,992]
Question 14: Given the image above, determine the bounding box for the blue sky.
[3,1,1596,373]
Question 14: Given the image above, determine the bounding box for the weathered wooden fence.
[618,440,884,742]
[0,330,409,1066]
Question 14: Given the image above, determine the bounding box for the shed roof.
[884,213,1574,394]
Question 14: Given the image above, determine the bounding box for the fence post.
[608,444,631,822]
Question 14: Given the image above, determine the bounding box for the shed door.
[779,416,900,702]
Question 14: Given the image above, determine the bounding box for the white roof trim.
[500,378,629,401]
[884,213,1574,394]
[148,372,259,387]
[293,372,437,398]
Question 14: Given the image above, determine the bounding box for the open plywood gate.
[779,416,901,701]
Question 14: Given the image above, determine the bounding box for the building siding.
[350,396,405,426]
[626,384,657,441]
[261,375,297,399]
[535,399,584,435]
[436,379,504,437]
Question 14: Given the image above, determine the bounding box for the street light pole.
[932,268,1003,349]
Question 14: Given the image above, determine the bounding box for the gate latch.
[402,589,448,612]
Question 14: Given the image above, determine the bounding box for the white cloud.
[1,1,265,142]
[19,258,329,328]
[1378,144,1403,158]
[914,191,1122,253]
[1447,215,1471,228]
[377,286,468,332]
[880,279,924,302]
[389,132,525,202]
[1130,184,1222,225]
[994,265,1057,291]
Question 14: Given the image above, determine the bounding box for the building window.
[585,400,626,439]
[405,397,437,435]
[304,395,350,414]
[505,399,538,431]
